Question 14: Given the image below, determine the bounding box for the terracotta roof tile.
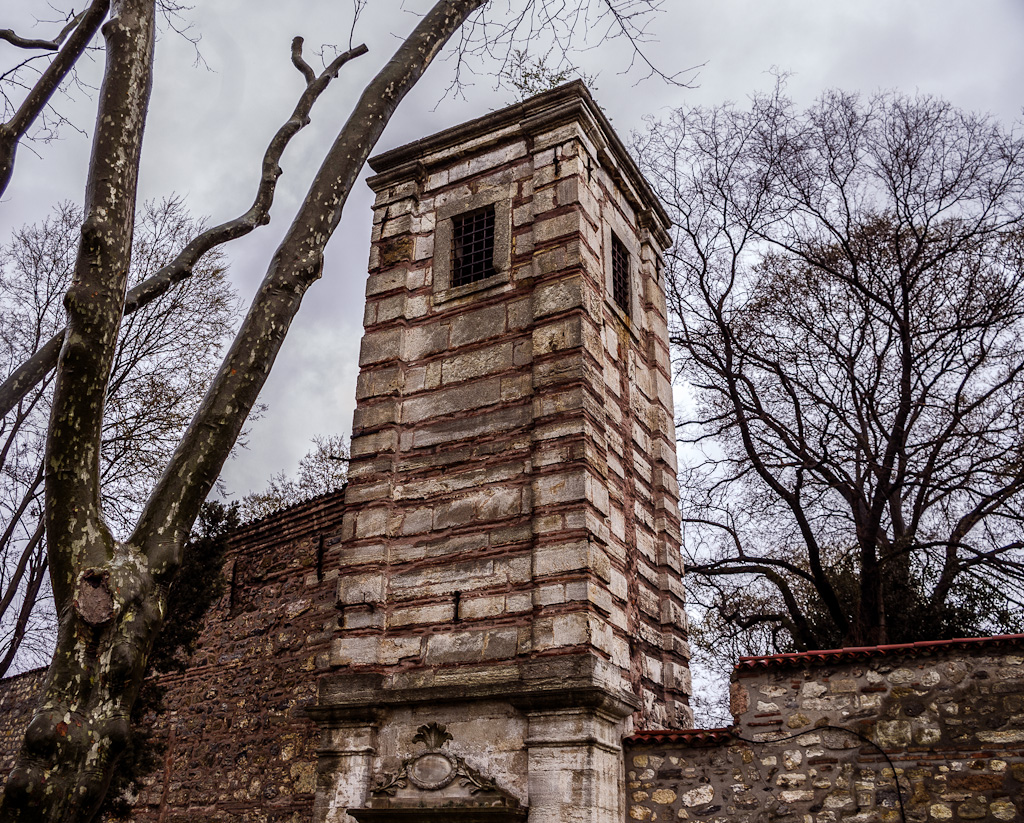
[625,728,735,746]
[735,633,1024,673]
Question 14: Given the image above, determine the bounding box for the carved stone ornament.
[370,723,503,796]
[413,721,453,750]
[355,723,526,822]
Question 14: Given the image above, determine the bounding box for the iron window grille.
[611,232,630,315]
[452,206,496,287]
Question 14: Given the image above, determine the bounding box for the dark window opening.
[452,206,496,287]
[611,232,630,314]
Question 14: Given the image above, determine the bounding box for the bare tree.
[238,433,349,522]
[638,87,1024,658]
[0,2,674,820]
[0,1,109,196]
[499,49,597,100]
[0,200,238,679]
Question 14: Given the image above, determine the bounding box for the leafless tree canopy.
[0,2,673,820]
[638,87,1024,659]
[0,199,238,679]
[447,0,695,93]
[238,433,349,523]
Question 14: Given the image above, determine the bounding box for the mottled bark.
[0,0,156,819]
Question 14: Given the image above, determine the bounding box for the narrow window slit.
[611,232,630,315]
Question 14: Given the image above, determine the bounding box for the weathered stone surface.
[625,638,1024,823]
[322,82,685,823]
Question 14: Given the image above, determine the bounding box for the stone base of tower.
[311,656,639,823]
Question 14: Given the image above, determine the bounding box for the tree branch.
[0,13,87,50]
[0,40,368,421]
[0,0,110,197]
[290,36,317,84]
[694,563,820,649]
[133,0,489,571]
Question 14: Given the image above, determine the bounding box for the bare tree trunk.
[0,2,485,820]
[856,539,884,646]
[0,0,156,818]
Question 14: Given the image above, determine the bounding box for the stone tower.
[312,82,690,823]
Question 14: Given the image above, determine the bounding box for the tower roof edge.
[367,81,671,247]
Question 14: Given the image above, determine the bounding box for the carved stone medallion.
[408,751,457,790]
[370,722,509,798]
[355,721,527,820]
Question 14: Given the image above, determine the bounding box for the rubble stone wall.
[127,491,348,823]
[0,490,347,823]
[0,667,44,779]
[625,637,1024,823]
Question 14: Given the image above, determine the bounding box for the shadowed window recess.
[611,231,630,315]
[451,206,497,287]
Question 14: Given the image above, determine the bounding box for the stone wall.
[0,667,44,780]
[625,636,1024,823]
[130,490,347,822]
[0,489,347,822]
[4,511,1024,823]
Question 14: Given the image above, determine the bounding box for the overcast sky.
[3,0,1024,499]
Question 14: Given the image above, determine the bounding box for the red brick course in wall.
[733,633,1024,671]
[0,489,347,822]
[331,86,688,729]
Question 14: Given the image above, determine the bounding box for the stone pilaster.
[311,714,378,823]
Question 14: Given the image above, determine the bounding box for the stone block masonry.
[333,81,687,720]
[131,490,349,822]
[0,667,43,782]
[625,635,1024,823]
[317,82,688,823]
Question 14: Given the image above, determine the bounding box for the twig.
[0,12,87,51]
[0,0,110,196]
[0,39,369,419]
